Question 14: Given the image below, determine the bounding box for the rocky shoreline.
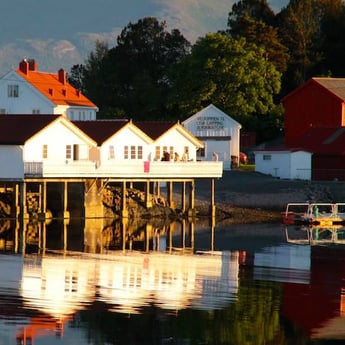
[192,170,345,225]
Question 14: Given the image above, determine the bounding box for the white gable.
[182,104,241,137]
[24,118,96,163]
[182,104,242,170]
[0,71,54,114]
[101,124,153,162]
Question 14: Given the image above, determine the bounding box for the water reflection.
[1,219,345,344]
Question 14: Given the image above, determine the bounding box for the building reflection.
[282,225,345,339]
[0,217,239,343]
[3,220,345,342]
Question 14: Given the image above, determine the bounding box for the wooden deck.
[24,160,223,179]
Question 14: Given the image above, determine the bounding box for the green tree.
[227,0,288,74]
[228,0,276,27]
[169,32,281,131]
[79,40,111,110]
[76,17,191,119]
[277,0,323,94]
[67,64,85,92]
[318,0,345,77]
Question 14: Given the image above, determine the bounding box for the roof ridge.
[323,127,345,144]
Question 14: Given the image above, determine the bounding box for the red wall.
[312,154,345,180]
[284,80,344,147]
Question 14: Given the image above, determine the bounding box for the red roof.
[134,121,176,140]
[73,120,129,145]
[16,60,97,108]
[0,115,60,144]
[293,127,345,155]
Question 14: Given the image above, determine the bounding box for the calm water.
[1,218,345,345]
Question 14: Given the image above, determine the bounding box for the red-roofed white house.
[0,59,98,120]
[0,115,97,179]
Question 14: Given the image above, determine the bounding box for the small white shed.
[182,104,241,170]
[254,149,312,180]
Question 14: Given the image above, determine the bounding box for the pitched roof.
[73,120,129,145]
[313,78,345,101]
[293,127,345,155]
[16,60,98,109]
[134,121,176,140]
[0,114,60,144]
[282,77,345,103]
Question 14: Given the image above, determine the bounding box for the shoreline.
[193,170,345,224]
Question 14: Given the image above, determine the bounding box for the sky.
[0,0,289,74]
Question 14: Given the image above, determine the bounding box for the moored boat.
[282,202,345,226]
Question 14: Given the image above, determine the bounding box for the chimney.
[28,59,37,71]
[58,68,67,85]
[19,59,29,74]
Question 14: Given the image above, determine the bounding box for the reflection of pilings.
[181,182,186,213]
[121,218,128,252]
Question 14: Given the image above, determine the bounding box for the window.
[108,145,115,159]
[8,85,19,97]
[66,145,72,159]
[32,109,40,114]
[138,146,143,159]
[42,145,48,159]
[0,109,5,114]
[124,146,129,159]
[131,146,136,159]
[263,155,271,161]
[155,146,160,160]
[169,146,174,157]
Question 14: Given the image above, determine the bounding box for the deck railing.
[24,160,223,179]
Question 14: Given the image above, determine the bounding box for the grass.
[238,164,255,172]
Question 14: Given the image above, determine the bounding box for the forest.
[68,0,345,144]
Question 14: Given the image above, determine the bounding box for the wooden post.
[63,181,70,219]
[20,182,29,220]
[121,180,128,218]
[145,180,152,208]
[210,178,216,218]
[14,183,20,218]
[167,181,174,209]
[188,180,195,218]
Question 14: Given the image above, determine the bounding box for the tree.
[277,0,323,94]
[76,40,111,110]
[169,32,281,131]
[317,0,345,76]
[67,64,85,92]
[227,0,288,75]
[228,0,276,29]
[76,17,191,119]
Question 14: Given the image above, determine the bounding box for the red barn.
[283,78,345,147]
